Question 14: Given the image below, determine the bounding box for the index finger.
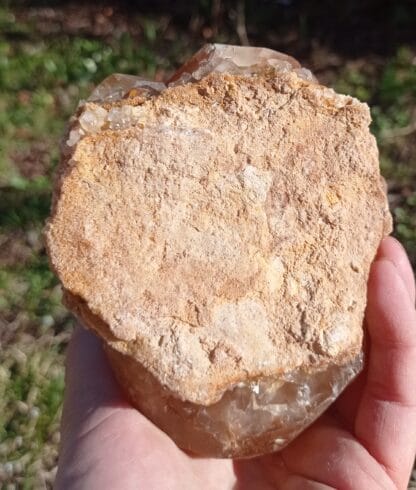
[355,257,416,489]
[377,237,415,304]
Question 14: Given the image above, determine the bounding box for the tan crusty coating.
[45,71,392,405]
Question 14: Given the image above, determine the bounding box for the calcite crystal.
[46,44,392,458]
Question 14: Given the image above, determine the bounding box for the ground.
[0,2,415,488]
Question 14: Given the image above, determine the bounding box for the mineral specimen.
[46,44,392,458]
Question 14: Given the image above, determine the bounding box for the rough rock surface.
[46,44,392,457]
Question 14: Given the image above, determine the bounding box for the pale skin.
[55,237,416,490]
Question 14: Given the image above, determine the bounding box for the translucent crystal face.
[168,43,317,85]
[88,74,166,102]
[86,44,317,106]
[107,346,363,458]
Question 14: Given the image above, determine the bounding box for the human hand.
[55,237,416,490]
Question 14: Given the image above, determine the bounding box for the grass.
[0,3,415,488]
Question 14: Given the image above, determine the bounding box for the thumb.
[55,326,168,489]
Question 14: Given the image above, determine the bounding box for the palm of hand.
[56,238,416,490]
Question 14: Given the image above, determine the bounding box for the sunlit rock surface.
[47,44,392,458]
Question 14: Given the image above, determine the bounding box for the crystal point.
[88,73,166,102]
[87,44,317,105]
[168,43,317,85]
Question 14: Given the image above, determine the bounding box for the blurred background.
[0,0,415,487]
